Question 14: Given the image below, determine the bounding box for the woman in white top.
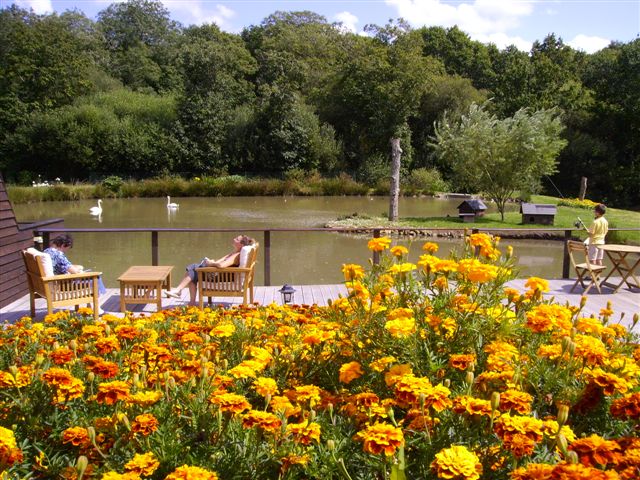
[586,203,608,265]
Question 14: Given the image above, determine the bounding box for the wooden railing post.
[151,231,159,266]
[372,229,381,265]
[562,230,572,279]
[264,230,271,286]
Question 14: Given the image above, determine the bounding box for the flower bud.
[561,336,572,352]
[419,393,426,409]
[53,341,60,350]
[443,379,450,388]
[309,408,316,421]
[580,296,587,308]
[8,365,18,377]
[557,404,570,426]
[465,371,474,386]
[86,427,96,444]
[327,439,336,451]
[566,451,579,464]
[556,434,568,454]
[132,373,139,385]
[35,353,44,366]
[632,313,639,329]
[570,327,577,339]
[76,455,89,477]
[167,377,176,390]
[490,392,501,411]
[69,339,77,352]
[104,325,110,336]
[87,372,95,383]
[567,341,576,356]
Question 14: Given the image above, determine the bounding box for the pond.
[14,196,565,287]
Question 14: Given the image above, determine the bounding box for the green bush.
[403,167,449,195]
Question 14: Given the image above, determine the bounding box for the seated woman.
[167,234,255,305]
[44,233,107,298]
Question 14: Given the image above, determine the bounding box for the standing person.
[585,203,608,266]
[166,235,255,305]
[44,234,107,298]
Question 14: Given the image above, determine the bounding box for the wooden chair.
[567,240,607,294]
[197,243,259,307]
[22,249,102,320]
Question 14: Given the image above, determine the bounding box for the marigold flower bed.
[1,234,638,479]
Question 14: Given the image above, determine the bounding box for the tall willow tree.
[433,104,567,220]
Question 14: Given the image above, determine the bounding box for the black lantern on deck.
[279,284,296,304]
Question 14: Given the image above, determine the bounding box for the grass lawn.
[327,194,640,245]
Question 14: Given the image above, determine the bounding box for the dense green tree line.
[0,0,637,206]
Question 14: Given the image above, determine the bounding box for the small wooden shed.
[520,203,557,225]
[457,199,487,222]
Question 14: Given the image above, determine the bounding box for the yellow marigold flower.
[81,325,104,339]
[569,434,622,468]
[95,335,120,355]
[129,390,163,407]
[242,410,282,433]
[209,323,235,337]
[387,263,416,275]
[422,242,439,253]
[525,277,550,293]
[125,452,159,476]
[536,343,563,360]
[575,317,604,335]
[0,366,33,388]
[386,307,413,320]
[0,426,23,467]
[165,465,218,480]
[280,453,310,474]
[101,472,140,480]
[209,392,251,415]
[586,368,631,395]
[369,356,397,373]
[573,335,609,366]
[286,420,321,446]
[339,361,364,384]
[499,389,533,415]
[228,364,257,379]
[293,384,322,406]
[526,304,572,334]
[449,354,476,371]
[131,413,159,436]
[510,463,554,480]
[390,245,408,257]
[433,276,449,290]
[367,237,391,252]
[355,422,404,456]
[457,258,499,283]
[541,420,576,442]
[493,413,544,458]
[62,426,90,447]
[385,318,416,338]
[431,445,482,480]
[342,263,365,281]
[253,377,279,397]
[382,363,412,387]
[394,374,432,406]
[347,281,370,301]
[503,287,521,302]
[96,380,131,405]
[269,395,298,417]
[54,377,85,403]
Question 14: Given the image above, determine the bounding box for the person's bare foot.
[165,290,181,299]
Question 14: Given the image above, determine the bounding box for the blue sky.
[6,0,640,53]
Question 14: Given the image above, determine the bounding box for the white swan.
[89,199,103,215]
[166,196,179,209]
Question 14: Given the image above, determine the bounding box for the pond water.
[14,196,564,287]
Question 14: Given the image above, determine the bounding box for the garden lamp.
[278,284,296,305]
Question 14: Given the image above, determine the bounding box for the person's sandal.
[165,290,181,299]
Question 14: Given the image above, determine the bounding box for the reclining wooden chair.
[567,240,607,294]
[22,248,102,320]
[197,243,259,308]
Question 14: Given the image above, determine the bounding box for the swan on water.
[167,196,179,208]
[89,199,103,215]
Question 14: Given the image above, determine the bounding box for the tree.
[432,104,567,220]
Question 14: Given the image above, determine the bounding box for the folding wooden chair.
[567,240,607,294]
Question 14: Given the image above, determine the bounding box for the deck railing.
[34,225,639,285]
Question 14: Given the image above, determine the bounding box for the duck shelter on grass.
[520,203,557,225]
[457,199,487,223]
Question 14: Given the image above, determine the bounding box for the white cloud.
[568,34,610,53]
[15,0,53,14]
[334,11,359,33]
[163,1,236,30]
[386,0,535,50]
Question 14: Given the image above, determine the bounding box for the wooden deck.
[1,279,638,330]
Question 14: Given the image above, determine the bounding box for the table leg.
[613,254,640,293]
[119,282,126,313]
[156,281,162,311]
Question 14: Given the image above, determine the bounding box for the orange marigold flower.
[394,374,432,406]
[569,434,622,468]
[279,454,309,474]
[526,304,572,334]
[390,245,409,257]
[253,377,279,397]
[209,392,251,415]
[388,263,417,275]
[124,451,159,476]
[573,335,609,366]
[370,356,397,373]
[610,392,640,420]
[292,385,321,406]
[165,465,218,480]
[587,368,631,395]
[89,360,119,379]
[128,390,163,407]
[449,354,476,371]
[114,325,141,340]
[457,258,499,283]
[0,366,33,388]
[431,445,482,480]
[385,317,416,338]
[384,364,413,387]
[61,426,90,447]
[525,277,550,293]
[494,414,544,458]
[342,263,365,281]
[96,380,131,405]
[131,413,159,436]
[95,335,121,355]
[355,422,404,456]
[269,395,298,418]
[500,389,533,415]
[54,377,85,404]
[339,361,364,384]
[510,463,554,480]
[367,237,391,252]
[242,410,282,433]
[0,426,23,467]
[286,420,321,446]
[50,346,74,365]
[550,462,621,479]
[452,396,493,417]
[102,471,141,480]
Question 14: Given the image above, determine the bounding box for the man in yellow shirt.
[586,203,608,265]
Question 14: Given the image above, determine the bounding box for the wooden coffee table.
[118,266,173,312]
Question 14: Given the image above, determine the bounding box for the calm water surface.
[15,197,564,287]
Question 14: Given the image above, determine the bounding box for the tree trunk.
[389,137,402,221]
[578,177,587,201]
